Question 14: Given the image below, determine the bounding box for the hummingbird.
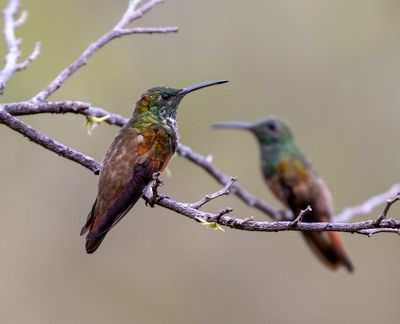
[213,117,353,272]
[81,80,228,253]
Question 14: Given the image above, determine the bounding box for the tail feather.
[81,198,108,254]
[85,233,107,254]
[80,223,90,236]
[303,231,354,272]
[81,220,110,254]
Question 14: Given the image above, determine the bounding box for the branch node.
[335,184,400,222]
[241,216,254,225]
[14,10,28,26]
[0,1,39,94]
[2,1,400,241]
[210,208,234,224]
[177,143,281,220]
[15,41,41,71]
[290,205,312,228]
[31,0,178,102]
[188,177,236,209]
[375,193,400,226]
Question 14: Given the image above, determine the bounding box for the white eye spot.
[206,155,213,163]
[135,135,145,144]
[165,117,176,127]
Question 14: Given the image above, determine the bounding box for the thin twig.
[31,0,178,103]
[0,0,40,94]
[4,101,129,126]
[188,177,236,209]
[177,143,283,220]
[290,205,312,227]
[3,101,400,235]
[4,100,91,115]
[0,108,102,174]
[118,27,179,35]
[157,195,400,235]
[3,100,400,227]
[375,193,400,226]
[2,100,284,221]
[14,41,41,71]
[358,228,400,237]
[213,208,234,223]
[1,1,400,239]
[334,183,400,222]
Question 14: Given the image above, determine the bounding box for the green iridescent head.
[213,116,293,146]
[134,80,228,120]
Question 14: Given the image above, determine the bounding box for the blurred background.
[1,0,400,323]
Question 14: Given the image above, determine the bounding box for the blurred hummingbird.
[81,80,228,253]
[213,117,353,272]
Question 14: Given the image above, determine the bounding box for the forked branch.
[0,0,40,94]
[0,0,400,238]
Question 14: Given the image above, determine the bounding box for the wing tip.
[80,225,89,236]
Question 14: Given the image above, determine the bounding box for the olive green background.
[1,0,400,323]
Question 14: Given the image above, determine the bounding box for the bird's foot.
[143,172,166,207]
[144,193,170,208]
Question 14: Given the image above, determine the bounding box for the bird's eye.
[161,93,171,100]
[267,121,277,131]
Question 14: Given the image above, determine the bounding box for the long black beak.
[212,121,254,130]
[179,80,228,96]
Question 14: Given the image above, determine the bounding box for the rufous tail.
[302,231,354,272]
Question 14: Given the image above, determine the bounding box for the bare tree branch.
[155,194,400,236]
[289,205,312,227]
[0,0,40,94]
[334,183,400,222]
[4,101,91,115]
[358,228,400,237]
[3,100,400,227]
[31,0,178,103]
[3,99,400,235]
[176,143,284,220]
[1,0,400,240]
[13,8,27,26]
[4,101,129,127]
[2,99,285,220]
[0,107,102,173]
[118,27,179,35]
[14,41,40,71]
[375,193,400,226]
[188,177,237,209]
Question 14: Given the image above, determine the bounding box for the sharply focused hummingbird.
[81,80,228,253]
[213,117,353,272]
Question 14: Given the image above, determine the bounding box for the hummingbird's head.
[213,116,293,146]
[135,86,182,120]
[134,80,229,120]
